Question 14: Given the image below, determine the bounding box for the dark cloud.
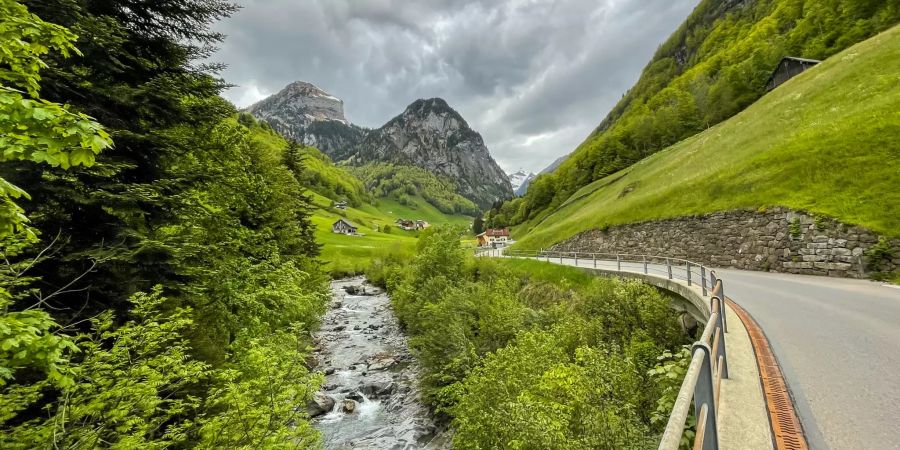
[211,0,698,173]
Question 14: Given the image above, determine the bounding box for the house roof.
[333,218,357,228]
[780,56,821,64]
[479,228,509,237]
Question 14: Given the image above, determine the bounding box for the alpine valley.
[246,81,513,210]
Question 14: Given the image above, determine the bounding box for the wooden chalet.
[766,56,820,91]
[332,218,358,235]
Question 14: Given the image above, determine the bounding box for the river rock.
[368,357,396,371]
[342,399,356,413]
[343,285,367,295]
[306,392,335,418]
[363,381,397,398]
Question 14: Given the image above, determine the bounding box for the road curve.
[714,268,900,450]
[501,254,900,449]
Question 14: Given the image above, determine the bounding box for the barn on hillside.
[766,56,820,91]
[332,218,358,235]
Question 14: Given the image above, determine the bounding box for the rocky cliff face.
[245,81,365,159]
[247,84,513,210]
[349,98,513,209]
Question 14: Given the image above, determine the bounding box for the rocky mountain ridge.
[246,83,512,209]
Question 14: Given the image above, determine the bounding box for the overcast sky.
[211,0,699,174]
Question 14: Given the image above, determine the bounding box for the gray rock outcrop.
[349,98,513,209]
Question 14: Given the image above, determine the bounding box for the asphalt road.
[505,254,900,449]
[715,268,900,450]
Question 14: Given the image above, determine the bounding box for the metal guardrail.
[477,247,729,450]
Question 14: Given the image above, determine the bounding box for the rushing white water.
[311,277,450,449]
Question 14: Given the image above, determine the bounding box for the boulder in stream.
[363,380,397,398]
[306,392,335,418]
[342,399,356,414]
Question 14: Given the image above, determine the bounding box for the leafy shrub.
[382,228,691,447]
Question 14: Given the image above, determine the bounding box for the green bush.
[382,228,691,447]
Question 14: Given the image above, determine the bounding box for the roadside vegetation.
[510,24,900,250]
[370,228,693,448]
[492,0,900,233]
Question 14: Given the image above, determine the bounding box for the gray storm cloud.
[211,0,698,173]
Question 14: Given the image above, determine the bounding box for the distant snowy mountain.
[507,169,536,196]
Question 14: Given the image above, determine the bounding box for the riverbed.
[309,277,450,449]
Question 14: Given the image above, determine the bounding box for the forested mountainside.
[500,0,899,228]
[238,112,369,206]
[248,86,514,210]
[350,163,480,216]
[1,1,330,446]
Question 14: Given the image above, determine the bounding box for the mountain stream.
[309,277,450,449]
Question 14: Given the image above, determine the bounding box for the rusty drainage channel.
[727,298,808,450]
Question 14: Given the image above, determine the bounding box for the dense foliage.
[238,112,369,206]
[372,229,691,448]
[351,163,479,216]
[493,0,900,229]
[1,1,330,447]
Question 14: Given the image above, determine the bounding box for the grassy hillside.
[238,115,474,275]
[514,25,900,250]
[307,190,472,276]
[497,0,899,229]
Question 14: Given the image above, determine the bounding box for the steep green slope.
[514,25,900,250]
[350,163,480,216]
[503,0,899,228]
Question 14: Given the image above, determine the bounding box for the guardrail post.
[667,258,673,279]
[575,252,578,266]
[692,342,720,450]
[617,253,621,271]
[701,266,708,296]
[711,298,729,379]
[687,262,692,286]
[593,253,597,268]
[719,281,728,333]
[643,255,648,274]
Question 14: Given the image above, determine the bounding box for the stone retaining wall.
[549,207,899,278]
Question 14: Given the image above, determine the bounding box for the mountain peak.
[246,80,348,129]
[281,81,342,103]
[355,98,513,208]
[384,97,473,137]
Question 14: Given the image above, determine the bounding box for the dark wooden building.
[766,57,820,91]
